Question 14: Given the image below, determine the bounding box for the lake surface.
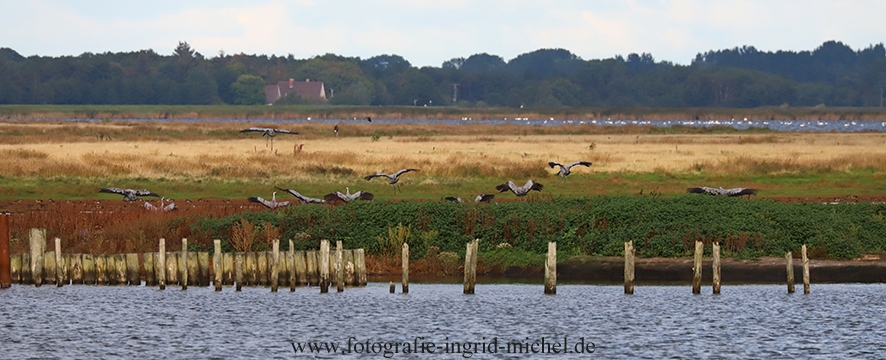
[44,117,886,132]
[2,283,884,358]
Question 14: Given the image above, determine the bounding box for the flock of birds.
[99,128,758,209]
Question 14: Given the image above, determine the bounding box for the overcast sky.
[2,0,884,67]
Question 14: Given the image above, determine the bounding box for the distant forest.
[0,40,884,108]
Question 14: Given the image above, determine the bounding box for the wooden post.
[712,242,721,295]
[544,242,556,295]
[20,253,31,284]
[235,252,244,291]
[44,250,57,285]
[305,251,318,285]
[95,255,108,285]
[257,252,269,286]
[69,254,83,284]
[143,253,154,286]
[10,254,21,284]
[319,240,330,293]
[30,228,46,287]
[786,251,795,294]
[55,238,64,287]
[389,281,395,293]
[802,244,810,294]
[294,251,307,286]
[181,238,188,290]
[245,252,257,286]
[343,250,355,286]
[222,253,234,285]
[355,249,367,286]
[214,240,222,291]
[0,213,10,289]
[401,242,409,294]
[197,252,209,286]
[166,252,178,286]
[692,240,703,294]
[463,239,478,294]
[336,241,344,293]
[125,253,139,285]
[289,240,296,292]
[624,240,634,295]
[158,239,166,290]
[271,239,280,292]
[81,254,95,285]
[114,254,127,285]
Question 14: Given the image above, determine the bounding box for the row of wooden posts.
[6,228,367,292]
[624,240,812,295]
[2,226,812,295]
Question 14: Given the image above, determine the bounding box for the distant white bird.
[240,127,297,148]
[324,187,374,203]
[444,194,495,203]
[100,187,160,201]
[548,161,592,177]
[275,187,327,204]
[686,186,757,197]
[364,168,419,184]
[248,191,291,209]
[495,180,543,197]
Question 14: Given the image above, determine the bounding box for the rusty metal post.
[0,214,10,288]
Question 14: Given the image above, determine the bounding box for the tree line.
[0,40,883,108]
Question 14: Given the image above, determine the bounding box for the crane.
[248,191,291,209]
[495,180,543,197]
[275,187,327,204]
[687,186,757,198]
[240,127,297,149]
[548,161,592,177]
[324,187,374,204]
[364,168,419,192]
[99,187,160,202]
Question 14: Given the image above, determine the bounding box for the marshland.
[1,113,886,275]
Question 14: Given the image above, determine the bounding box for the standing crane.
[239,127,298,149]
[495,180,543,197]
[548,161,592,177]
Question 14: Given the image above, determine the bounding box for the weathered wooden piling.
[692,240,703,294]
[82,254,95,285]
[355,249,367,286]
[9,254,21,285]
[389,281,395,293]
[802,244,810,294]
[289,240,296,292]
[401,242,409,294]
[222,252,234,285]
[55,238,64,287]
[271,239,280,292]
[306,251,318,285]
[113,254,127,285]
[463,239,478,294]
[69,254,83,284]
[0,213,10,289]
[786,251,795,293]
[213,240,222,291]
[44,250,57,285]
[197,252,209,286]
[294,250,307,286]
[246,252,257,286]
[166,252,179,286]
[336,241,344,293]
[257,252,269,286]
[343,249,355,286]
[181,238,189,290]
[126,253,139,285]
[319,240,330,293]
[143,253,155,286]
[624,240,634,295]
[30,228,46,287]
[186,252,198,286]
[21,253,31,284]
[712,242,721,295]
[158,239,166,289]
[235,252,244,291]
[544,242,556,295]
[95,254,108,285]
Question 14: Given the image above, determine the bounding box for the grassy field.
[1,120,886,199]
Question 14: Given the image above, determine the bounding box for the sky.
[2,0,884,67]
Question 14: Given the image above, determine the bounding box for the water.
[42,117,886,132]
[2,283,884,358]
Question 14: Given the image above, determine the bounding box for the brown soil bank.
[556,256,886,284]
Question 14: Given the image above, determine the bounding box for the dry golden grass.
[2,122,886,183]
